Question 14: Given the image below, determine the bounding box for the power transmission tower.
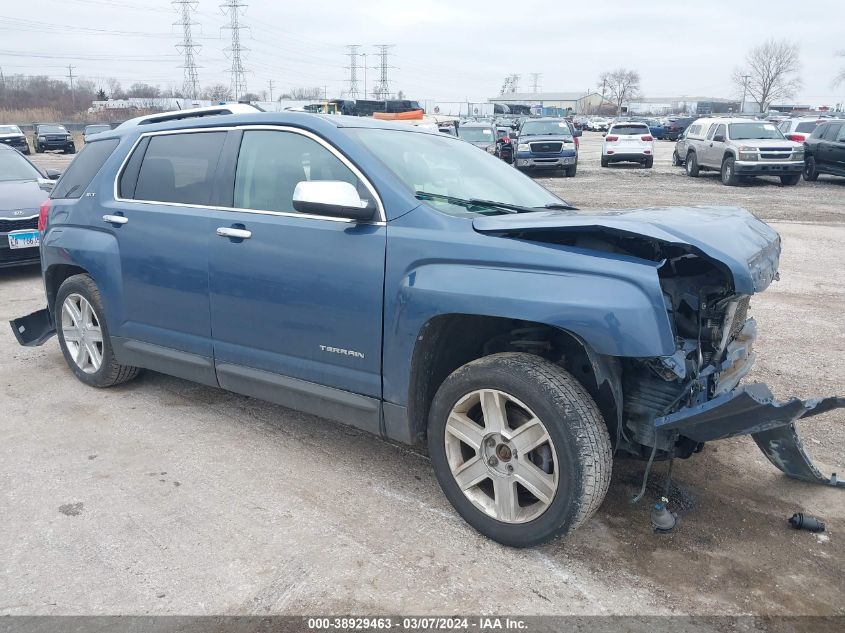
[173,1,201,100]
[268,79,274,101]
[740,74,750,114]
[499,74,520,95]
[372,45,395,100]
[344,45,361,98]
[220,0,249,100]
[67,65,76,108]
[529,73,541,93]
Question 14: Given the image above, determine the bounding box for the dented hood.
[473,206,780,294]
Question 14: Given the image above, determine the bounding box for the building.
[625,97,741,116]
[488,91,607,115]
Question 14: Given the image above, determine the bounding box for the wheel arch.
[406,314,622,449]
[45,263,90,315]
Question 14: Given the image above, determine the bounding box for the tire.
[600,156,609,168]
[721,156,739,186]
[427,352,612,548]
[780,173,800,186]
[685,151,699,177]
[803,157,819,182]
[34,143,42,153]
[65,145,76,155]
[672,150,682,166]
[55,274,141,388]
[644,157,654,169]
[565,164,577,177]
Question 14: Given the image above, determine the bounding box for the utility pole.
[372,44,395,100]
[173,1,201,100]
[740,74,750,114]
[221,0,249,100]
[344,45,361,99]
[67,64,76,109]
[529,72,541,93]
[268,79,274,101]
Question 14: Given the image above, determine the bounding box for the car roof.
[461,122,494,128]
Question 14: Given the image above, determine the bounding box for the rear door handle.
[102,214,128,225]
[216,227,252,239]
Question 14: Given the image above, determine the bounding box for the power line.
[372,44,395,100]
[173,1,201,100]
[344,44,361,98]
[220,0,248,99]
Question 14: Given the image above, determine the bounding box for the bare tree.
[733,39,801,112]
[106,78,125,100]
[598,69,640,115]
[835,50,845,88]
[126,83,162,99]
[283,87,322,100]
[202,84,232,101]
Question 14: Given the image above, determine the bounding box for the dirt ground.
[0,133,842,617]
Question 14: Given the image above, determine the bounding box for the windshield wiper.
[415,191,577,214]
[542,202,579,211]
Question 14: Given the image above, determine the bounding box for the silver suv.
[681,117,803,186]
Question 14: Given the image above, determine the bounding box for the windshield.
[86,125,110,133]
[348,128,563,216]
[610,124,650,136]
[729,122,784,140]
[519,120,571,137]
[38,125,68,134]
[0,150,42,182]
[0,125,22,135]
[458,127,495,143]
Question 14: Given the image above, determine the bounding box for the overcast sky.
[2,0,843,106]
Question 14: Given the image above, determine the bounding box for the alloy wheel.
[61,293,104,374]
[444,389,558,524]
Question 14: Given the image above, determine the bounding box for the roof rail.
[115,103,261,130]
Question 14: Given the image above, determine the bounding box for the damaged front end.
[474,206,843,488]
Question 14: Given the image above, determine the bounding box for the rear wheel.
[56,274,140,388]
[644,157,654,168]
[721,156,739,186]
[600,156,609,168]
[803,157,819,182]
[780,173,801,186]
[428,352,612,547]
[685,152,699,177]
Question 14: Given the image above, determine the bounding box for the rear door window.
[51,139,120,199]
[824,124,842,141]
[132,132,226,205]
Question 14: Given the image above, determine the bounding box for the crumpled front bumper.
[655,383,844,487]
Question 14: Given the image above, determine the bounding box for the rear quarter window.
[51,139,120,199]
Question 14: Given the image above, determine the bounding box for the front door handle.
[103,214,128,225]
[216,227,252,239]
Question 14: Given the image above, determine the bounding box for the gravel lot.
[1,133,843,617]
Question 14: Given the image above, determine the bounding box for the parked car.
[589,117,611,132]
[495,127,514,164]
[83,124,112,142]
[803,119,845,181]
[671,120,708,166]
[664,116,695,141]
[642,118,666,140]
[457,122,499,157]
[513,117,579,176]
[33,124,75,154]
[11,107,843,547]
[682,118,803,186]
[776,117,822,144]
[0,144,60,268]
[0,124,31,154]
[601,121,654,168]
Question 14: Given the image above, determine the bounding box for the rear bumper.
[10,307,55,346]
[656,383,844,487]
[734,160,803,174]
[605,151,652,162]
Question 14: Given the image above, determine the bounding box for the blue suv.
[11,106,843,547]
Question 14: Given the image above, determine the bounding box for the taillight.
[641,135,653,141]
[787,134,805,142]
[38,200,50,233]
[606,135,619,142]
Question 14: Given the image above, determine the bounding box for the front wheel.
[780,173,801,186]
[56,274,140,388]
[565,164,577,177]
[803,157,819,182]
[427,353,612,547]
[721,156,739,186]
[672,150,682,166]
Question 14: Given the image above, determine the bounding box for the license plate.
[8,230,40,249]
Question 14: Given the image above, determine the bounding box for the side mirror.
[713,134,725,143]
[573,130,582,137]
[46,169,62,180]
[292,180,375,221]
